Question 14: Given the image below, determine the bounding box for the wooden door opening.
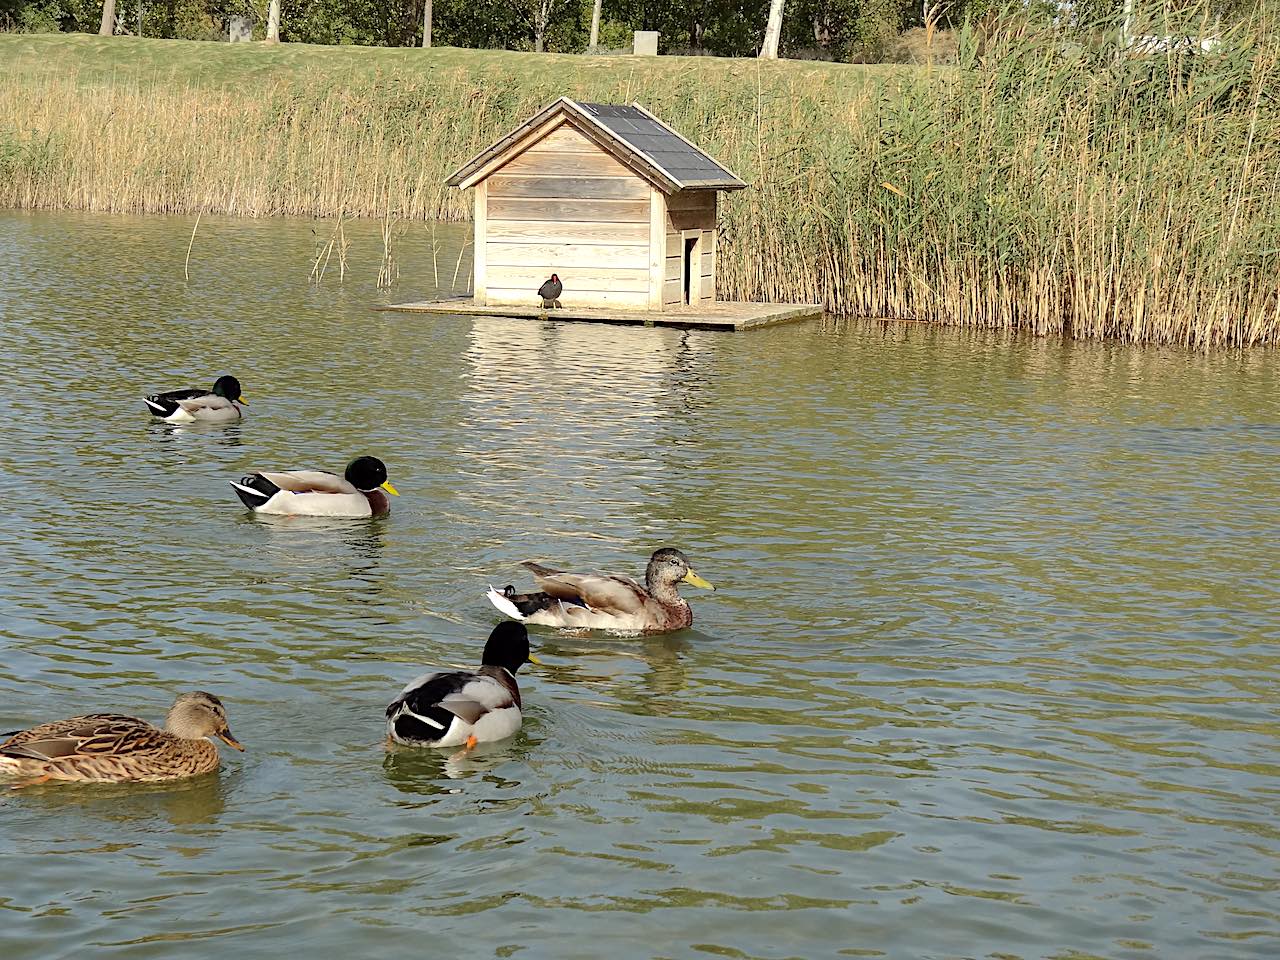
[681,231,701,305]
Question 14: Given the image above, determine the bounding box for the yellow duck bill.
[681,570,715,590]
[216,729,246,751]
[380,481,400,496]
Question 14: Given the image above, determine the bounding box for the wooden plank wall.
[663,192,717,307]
[484,126,653,309]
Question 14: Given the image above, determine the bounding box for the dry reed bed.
[2,12,1278,346]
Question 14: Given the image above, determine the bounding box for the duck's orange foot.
[465,735,478,750]
[11,773,53,790]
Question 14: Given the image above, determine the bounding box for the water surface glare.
[1,210,1278,959]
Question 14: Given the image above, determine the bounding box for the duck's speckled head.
[481,621,540,675]
[647,547,715,593]
[211,375,245,403]
[165,691,244,751]
[346,456,399,496]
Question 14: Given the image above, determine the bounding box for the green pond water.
[1,209,1278,959]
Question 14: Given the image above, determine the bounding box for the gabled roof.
[446,96,747,193]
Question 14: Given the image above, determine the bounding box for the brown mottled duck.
[0,691,244,788]
[487,547,715,633]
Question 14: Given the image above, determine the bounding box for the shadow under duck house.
[381,97,821,332]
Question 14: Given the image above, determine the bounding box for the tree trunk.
[760,0,785,58]
[98,0,115,35]
[588,0,601,50]
[422,0,432,47]
[265,0,281,42]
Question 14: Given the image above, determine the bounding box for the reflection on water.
[148,420,246,448]
[0,210,1278,959]
[9,772,229,827]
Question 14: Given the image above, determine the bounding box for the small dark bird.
[538,274,563,309]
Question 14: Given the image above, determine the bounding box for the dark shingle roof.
[576,102,744,189]
[445,97,747,193]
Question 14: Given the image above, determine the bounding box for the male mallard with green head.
[386,621,541,750]
[0,691,244,788]
[486,547,715,633]
[230,456,399,518]
[144,375,246,423]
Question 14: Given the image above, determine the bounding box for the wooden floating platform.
[375,297,822,332]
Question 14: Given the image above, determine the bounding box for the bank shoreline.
[3,30,1277,347]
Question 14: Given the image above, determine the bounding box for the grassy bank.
[2,24,1278,346]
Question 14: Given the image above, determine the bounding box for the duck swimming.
[386,621,540,750]
[144,375,245,423]
[0,691,243,787]
[486,547,714,633]
[230,456,399,518]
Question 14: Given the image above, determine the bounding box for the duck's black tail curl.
[230,474,280,509]
[143,395,179,418]
[386,699,453,745]
[502,585,583,617]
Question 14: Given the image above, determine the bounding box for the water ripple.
[0,211,1277,959]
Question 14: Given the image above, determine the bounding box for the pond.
[1,209,1277,958]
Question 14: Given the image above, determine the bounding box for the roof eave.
[444,96,574,189]
[446,97,683,194]
[674,180,749,191]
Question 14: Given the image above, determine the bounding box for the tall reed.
[1,5,1276,346]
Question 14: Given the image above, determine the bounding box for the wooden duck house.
[445,97,747,312]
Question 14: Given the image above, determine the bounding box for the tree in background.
[761,0,785,56]
[265,0,279,40]
[588,0,601,49]
[422,0,431,47]
[524,0,572,51]
[98,0,114,33]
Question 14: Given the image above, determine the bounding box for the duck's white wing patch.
[457,676,515,710]
[398,671,444,697]
[486,587,525,620]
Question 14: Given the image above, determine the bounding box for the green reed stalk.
[0,4,1276,346]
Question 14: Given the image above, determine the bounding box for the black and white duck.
[486,547,715,633]
[386,622,540,749]
[143,375,245,423]
[230,456,399,518]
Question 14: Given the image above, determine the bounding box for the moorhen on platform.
[538,274,563,308]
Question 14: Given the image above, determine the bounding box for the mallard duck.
[538,273,563,308]
[386,621,540,749]
[0,691,243,788]
[144,375,245,423]
[486,547,715,632]
[230,456,399,518]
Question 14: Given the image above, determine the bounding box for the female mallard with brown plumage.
[0,691,244,788]
[486,547,715,633]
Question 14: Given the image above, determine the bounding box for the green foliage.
[0,123,60,180]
